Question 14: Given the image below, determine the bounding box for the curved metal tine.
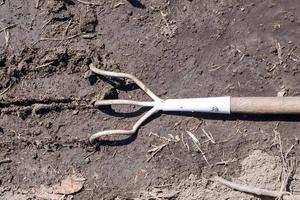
[89,64,162,143]
[94,99,155,107]
[89,64,162,102]
[89,107,158,143]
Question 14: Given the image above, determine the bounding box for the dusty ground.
[0,0,299,199]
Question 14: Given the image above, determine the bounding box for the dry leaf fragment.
[35,174,85,200]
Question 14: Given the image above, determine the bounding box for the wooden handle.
[231,97,300,114]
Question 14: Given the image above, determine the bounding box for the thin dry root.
[212,176,300,200]
[186,131,211,166]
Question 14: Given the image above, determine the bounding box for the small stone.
[17,60,27,72]
[277,89,287,97]
[95,40,105,49]
[72,110,79,115]
[85,157,90,164]
[127,10,133,16]
[264,73,272,78]
[83,70,93,79]
[45,122,52,129]
[32,153,38,160]
[80,9,98,33]
[82,33,96,39]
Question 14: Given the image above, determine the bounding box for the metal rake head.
[89,64,163,143]
[89,64,231,143]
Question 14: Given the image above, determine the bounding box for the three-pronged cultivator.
[89,64,300,143]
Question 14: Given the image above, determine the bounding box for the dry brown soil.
[0,0,299,199]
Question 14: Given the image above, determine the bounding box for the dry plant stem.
[149,132,178,143]
[60,19,73,44]
[40,34,80,42]
[147,143,168,162]
[36,61,54,69]
[209,65,224,72]
[276,41,283,65]
[0,24,16,33]
[0,158,12,165]
[186,131,211,166]
[181,132,190,151]
[0,83,12,96]
[4,29,9,48]
[285,142,298,159]
[212,176,300,200]
[35,0,40,8]
[76,0,102,6]
[113,2,125,8]
[201,127,215,143]
[273,129,291,198]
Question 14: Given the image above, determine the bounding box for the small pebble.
[45,122,52,129]
[83,70,93,79]
[85,157,91,164]
[32,153,38,160]
[73,110,79,115]
[82,33,96,39]
[127,10,133,16]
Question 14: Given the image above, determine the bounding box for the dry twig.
[275,41,283,65]
[209,65,224,72]
[35,0,40,8]
[0,24,17,33]
[181,132,190,151]
[0,158,12,165]
[186,131,211,166]
[273,129,297,198]
[0,83,12,96]
[290,53,300,63]
[4,29,10,48]
[147,143,168,162]
[60,19,73,43]
[113,2,125,8]
[76,0,102,6]
[212,176,300,200]
[147,133,179,162]
[36,61,54,69]
[40,34,80,42]
[201,127,215,144]
[215,158,237,166]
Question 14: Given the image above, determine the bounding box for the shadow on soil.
[93,109,300,149]
[127,0,146,9]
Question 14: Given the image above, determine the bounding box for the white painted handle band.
[155,97,231,114]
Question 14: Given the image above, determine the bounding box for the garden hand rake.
[89,64,300,143]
